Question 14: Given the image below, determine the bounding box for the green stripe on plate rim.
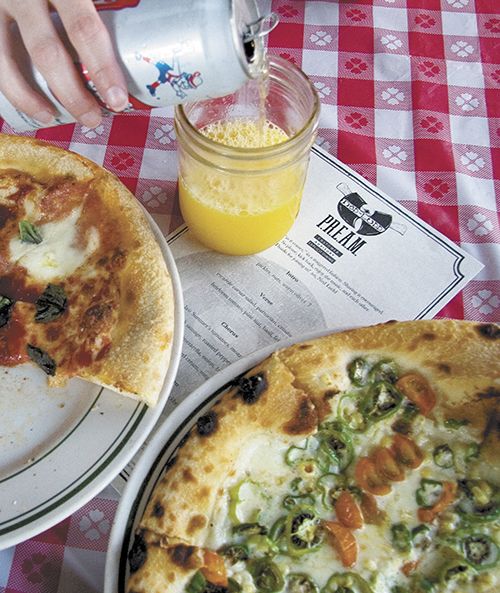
[0,397,147,535]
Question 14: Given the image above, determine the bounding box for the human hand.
[0,0,128,128]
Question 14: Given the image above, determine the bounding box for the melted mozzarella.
[9,207,99,282]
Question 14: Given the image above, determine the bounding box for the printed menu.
[114,144,482,490]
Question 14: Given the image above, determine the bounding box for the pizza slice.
[0,134,175,406]
[126,320,500,593]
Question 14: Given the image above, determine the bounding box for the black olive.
[128,531,147,573]
[235,372,267,404]
[197,411,218,436]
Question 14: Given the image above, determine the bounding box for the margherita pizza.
[126,320,500,593]
[0,134,174,406]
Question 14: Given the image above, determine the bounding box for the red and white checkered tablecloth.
[0,1,498,592]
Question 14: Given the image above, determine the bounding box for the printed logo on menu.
[93,0,141,10]
[307,183,406,265]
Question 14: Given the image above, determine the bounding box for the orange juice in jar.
[174,56,320,255]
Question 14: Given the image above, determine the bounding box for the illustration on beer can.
[0,0,279,131]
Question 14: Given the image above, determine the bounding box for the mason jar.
[174,55,320,256]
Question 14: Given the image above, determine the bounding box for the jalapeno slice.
[248,558,284,593]
[286,573,319,593]
[285,506,323,556]
[219,544,249,564]
[440,558,476,585]
[316,423,354,473]
[457,479,500,523]
[347,358,371,386]
[411,524,432,550]
[416,479,443,508]
[232,522,268,536]
[462,534,499,569]
[322,572,374,593]
[368,360,399,384]
[432,444,454,469]
[391,522,411,553]
[361,382,402,422]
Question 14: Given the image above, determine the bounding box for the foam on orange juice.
[179,118,306,255]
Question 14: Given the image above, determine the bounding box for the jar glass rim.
[174,55,320,160]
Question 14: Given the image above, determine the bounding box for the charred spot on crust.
[152,502,164,518]
[182,468,196,483]
[283,397,317,435]
[476,323,500,340]
[324,389,340,399]
[197,411,218,436]
[298,344,313,350]
[169,544,200,570]
[437,363,451,374]
[187,514,207,535]
[128,531,147,573]
[422,332,436,341]
[234,372,267,404]
[477,387,500,400]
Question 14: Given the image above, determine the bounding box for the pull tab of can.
[243,12,279,44]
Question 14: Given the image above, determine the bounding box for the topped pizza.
[0,134,174,406]
[126,320,499,593]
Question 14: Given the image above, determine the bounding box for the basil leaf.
[35,284,67,323]
[0,295,13,328]
[19,220,43,244]
[26,344,56,376]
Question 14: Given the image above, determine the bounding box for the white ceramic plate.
[103,327,350,593]
[0,213,184,550]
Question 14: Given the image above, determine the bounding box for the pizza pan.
[0,212,184,550]
[103,327,348,593]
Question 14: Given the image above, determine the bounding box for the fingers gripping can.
[0,0,276,131]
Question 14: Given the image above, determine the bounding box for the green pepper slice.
[219,543,249,564]
[432,444,454,469]
[416,479,443,508]
[368,359,399,384]
[462,534,499,570]
[361,381,402,423]
[457,479,500,523]
[248,558,284,593]
[285,506,323,557]
[391,522,411,553]
[411,524,432,550]
[286,573,319,593]
[283,493,315,510]
[337,394,369,433]
[440,558,476,585]
[316,424,354,473]
[347,358,371,386]
[322,572,374,593]
[232,522,268,536]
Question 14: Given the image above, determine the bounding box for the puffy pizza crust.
[127,319,500,592]
[0,134,175,406]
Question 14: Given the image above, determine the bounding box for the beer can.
[0,0,278,132]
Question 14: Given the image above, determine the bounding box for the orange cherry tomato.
[201,550,228,587]
[359,492,387,525]
[391,434,424,469]
[335,491,364,530]
[323,520,358,568]
[418,481,457,523]
[373,446,405,482]
[355,456,392,496]
[401,560,420,576]
[396,373,436,416]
